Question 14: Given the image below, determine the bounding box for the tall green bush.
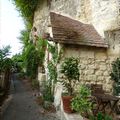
[0,46,12,73]
[23,44,39,79]
[71,85,91,117]
[61,57,80,95]
[12,53,23,73]
[110,58,120,95]
[0,46,13,91]
[36,38,48,66]
[21,37,47,79]
[110,58,120,83]
[19,29,30,49]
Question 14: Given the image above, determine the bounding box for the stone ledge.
[0,95,13,116]
[63,112,83,120]
[59,100,83,120]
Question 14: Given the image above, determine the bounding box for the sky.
[0,0,25,56]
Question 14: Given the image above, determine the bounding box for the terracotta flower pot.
[62,96,73,113]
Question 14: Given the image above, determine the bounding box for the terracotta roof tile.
[50,12,108,48]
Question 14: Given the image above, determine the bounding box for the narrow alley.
[2,76,59,120]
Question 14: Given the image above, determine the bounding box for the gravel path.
[2,78,60,120]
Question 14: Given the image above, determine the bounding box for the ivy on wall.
[45,43,63,99]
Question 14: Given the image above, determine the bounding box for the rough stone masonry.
[33,0,120,93]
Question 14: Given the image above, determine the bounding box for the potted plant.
[60,57,80,113]
[71,85,92,118]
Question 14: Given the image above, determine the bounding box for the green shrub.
[71,85,91,117]
[110,58,120,83]
[89,112,112,120]
[61,57,80,95]
[42,80,54,102]
[23,44,40,79]
[110,58,120,95]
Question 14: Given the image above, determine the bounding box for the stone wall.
[33,0,50,35]
[33,0,120,93]
[60,45,113,92]
[34,0,120,36]
[58,29,120,93]
[106,29,120,56]
[33,0,92,36]
[50,0,92,23]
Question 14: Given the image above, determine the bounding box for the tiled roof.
[50,12,108,48]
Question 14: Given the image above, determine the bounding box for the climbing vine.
[42,44,58,101]
[46,43,63,99]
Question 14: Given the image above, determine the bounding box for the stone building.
[34,0,120,93]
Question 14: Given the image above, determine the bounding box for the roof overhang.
[50,12,108,48]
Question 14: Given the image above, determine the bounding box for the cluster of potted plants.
[60,57,93,119]
[60,57,80,113]
[60,57,113,120]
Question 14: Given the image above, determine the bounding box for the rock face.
[34,0,120,93]
[91,0,120,36]
[34,0,120,36]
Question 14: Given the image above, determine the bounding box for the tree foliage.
[0,46,11,60]
[19,29,30,49]
[19,37,47,79]
[11,0,48,81]
[0,46,12,73]
[12,53,23,72]
[36,38,48,66]
[12,0,39,24]
[0,46,13,91]
[23,44,39,79]
[17,28,38,78]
